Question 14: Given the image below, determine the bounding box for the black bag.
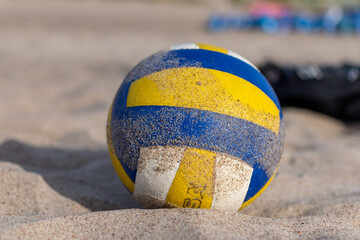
[260,62,360,120]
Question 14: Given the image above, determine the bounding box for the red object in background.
[250,1,290,18]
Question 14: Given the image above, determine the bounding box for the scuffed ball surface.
[107,43,284,211]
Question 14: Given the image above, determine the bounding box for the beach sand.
[0,1,359,239]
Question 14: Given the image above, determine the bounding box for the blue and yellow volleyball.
[107,43,284,211]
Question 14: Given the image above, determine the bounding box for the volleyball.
[107,43,284,211]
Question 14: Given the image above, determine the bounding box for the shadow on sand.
[0,139,141,211]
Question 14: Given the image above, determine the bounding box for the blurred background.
[0,0,359,146]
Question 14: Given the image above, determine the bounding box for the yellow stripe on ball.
[196,43,228,54]
[127,67,280,134]
[165,148,216,208]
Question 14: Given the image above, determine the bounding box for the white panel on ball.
[211,153,253,211]
[134,146,184,205]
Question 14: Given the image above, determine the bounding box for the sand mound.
[1,109,359,239]
[1,208,359,239]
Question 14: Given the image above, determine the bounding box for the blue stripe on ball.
[243,163,270,203]
[110,105,278,200]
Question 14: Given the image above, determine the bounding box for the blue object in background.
[356,11,360,35]
[208,14,227,32]
[260,16,279,34]
[207,6,360,36]
[294,14,314,33]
